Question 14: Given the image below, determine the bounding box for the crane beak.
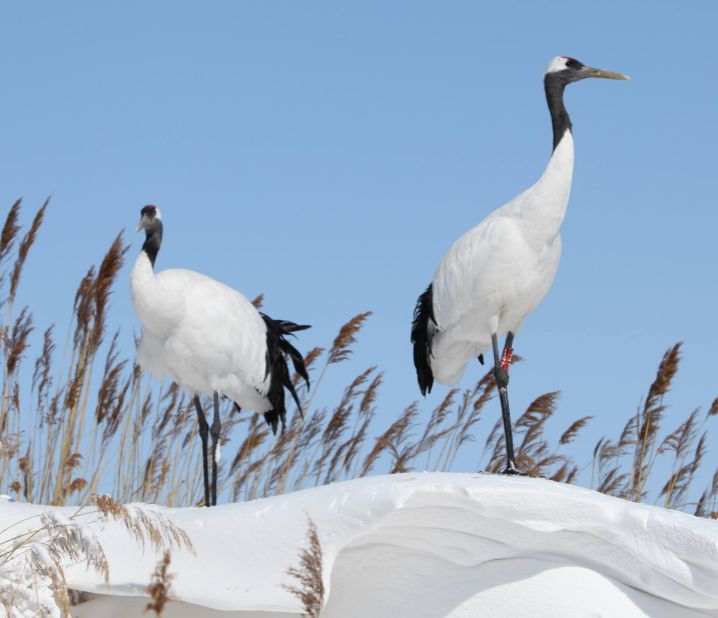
[135,218,145,233]
[582,65,630,80]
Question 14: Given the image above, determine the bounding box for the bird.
[411,56,629,474]
[131,205,310,506]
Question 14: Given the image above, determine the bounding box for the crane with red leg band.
[411,56,629,474]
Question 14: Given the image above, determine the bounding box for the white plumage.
[412,56,628,473]
[430,131,572,384]
[131,205,310,505]
[132,255,272,412]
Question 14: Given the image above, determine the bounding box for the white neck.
[131,250,162,330]
[519,130,575,241]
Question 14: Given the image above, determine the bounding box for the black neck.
[544,74,572,151]
[142,220,163,268]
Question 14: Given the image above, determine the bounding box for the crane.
[411,56,629,474]
[132,205,310,505]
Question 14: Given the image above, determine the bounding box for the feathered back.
[411,283,436,396]
[261,314,311,434]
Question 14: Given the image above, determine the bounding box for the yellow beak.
[584,66,630,80]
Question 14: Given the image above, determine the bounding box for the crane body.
[412,56,629,473]
[132,206,309,505]
[132,260,273,412]
[430,131,572,385]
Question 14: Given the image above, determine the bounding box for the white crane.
[411,56,629,474]
[131,205,310,506]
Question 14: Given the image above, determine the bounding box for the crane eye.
[564,57,583,70]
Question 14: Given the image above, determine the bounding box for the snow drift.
[1,473,717,617]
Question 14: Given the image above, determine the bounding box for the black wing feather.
[260,314,311,434]
[410,283,436,396]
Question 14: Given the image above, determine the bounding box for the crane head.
[546,56,630,84]
[136,204,162,233]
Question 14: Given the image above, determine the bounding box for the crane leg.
[210,392,222,506]
[193,396,211,507]
[491,332,523,475]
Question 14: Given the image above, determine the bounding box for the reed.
[0,493,192,616]
[282,517,324,618]
[145,551,174,616]
[0,198,714,521]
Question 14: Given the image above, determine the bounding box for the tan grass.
[328,312,372,364]
[282,517,324,618]
[0,197,713,521]
[145,551,174,616]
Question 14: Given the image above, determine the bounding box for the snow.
[1,473,717,617]
[0,552,62,618]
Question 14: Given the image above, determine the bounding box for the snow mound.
[1,473,717,617]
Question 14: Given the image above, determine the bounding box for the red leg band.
[500,347,513,372]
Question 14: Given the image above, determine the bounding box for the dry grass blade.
[303,347,324,372]
[695,490,709,517]
[72,265,96,349]
[293,347,325,387]
[661,431,707,509]
[560,416,592,445]
[321,367,373,446]
[9,198,48,304]
[361,402,419,476]
[515,392,559,431]
[95,331,128,423]
[230,414,270,476]
[93,494,194,555]
[702,468,718,516]
[597,466,630,496]
[515,392,559,460]
[632,343,682,501]
[422,388,458,442]
[618,415,638,452]
[590,341,717,512]
[91,232,129,353]
[328,312,372,364]
[658,409,698,457]
[453,372,496,454]
[359,372,382,416]
[145,551,174,616]
[41,510,110,584]
[0,198,22,265]
[282,517,324,618]
[312,368,374,483]
[152,383,182,440]
[5,306,33,376]
[251,293,264,309]
[32,324,55,413]
[0,210,712,526]
[646,343,682,405]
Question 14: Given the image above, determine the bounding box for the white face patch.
[153,208,162,221]
[546,56,570,74]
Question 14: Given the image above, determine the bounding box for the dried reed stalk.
[145,551,174,616]
[8,198,48,306]
[328,312,372,364]
[631,343,682,501]
[283,517,324,618]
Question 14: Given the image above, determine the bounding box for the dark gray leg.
[193,396,211,507]
[491,332,523,474]
[210,392,222,506]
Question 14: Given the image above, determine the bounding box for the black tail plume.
[261,314,311,434]
[410,283,436,396]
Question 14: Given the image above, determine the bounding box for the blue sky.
[1,1,717,493]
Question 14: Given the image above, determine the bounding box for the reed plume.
[283,517,324,618]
